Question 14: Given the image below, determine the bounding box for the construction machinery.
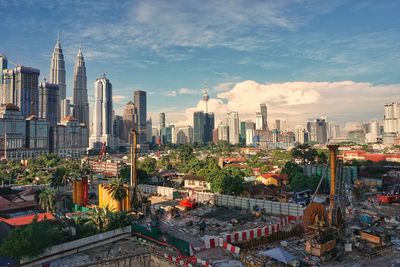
[377,184,400,204]
[304,145,346,260]
[354,217,391,256]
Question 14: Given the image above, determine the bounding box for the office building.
[161,126,173,144]
[53,116,88,158]
[38,79,59,129]
[2,66,40,118]
[204,112,214,143]
[0,104,26,159]
[175,126,193,145]
[159,112,165,133]
[122,101,137,143]
[275,119,281,131]
[72,48,89,128]
[260,103,268,130]
[307,121,317,142]
[0,54,7,103]
[89,74,113,149]
[60,99,71,119]
[134,90,147,144]
[25,115,48,156]
[113,115,124,141]
[218,123,229,142]
[348,129,365,145]
[50,37,66,101]
[227,111,239,145]
[146,117,152,143]
[193,111,205,143]
[316,118,328,144]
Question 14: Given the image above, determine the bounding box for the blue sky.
[1,0,400,128]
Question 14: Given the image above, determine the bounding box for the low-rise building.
[183,175,211,191]
[256,173,288,187]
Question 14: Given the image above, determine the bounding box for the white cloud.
[112,95,127,103]
[168,80,400,128]
[178,88,197,95]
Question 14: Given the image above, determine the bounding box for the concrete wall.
[139,184,304,216]
[88,254,177,267]
[21,226,131,267]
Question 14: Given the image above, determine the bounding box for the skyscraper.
[0,54,7,103]
[260,103,268,130]
[2,66,40,118]
[146,117,153,143]
[227,111,239,145]
[134,90,147,144]
[218,123,229,142]
[275,119,281,131]
[49,37,66,101]
[38,79,59,128]
[122,101,137,143]
[193,111,205,143]
[72,48,89,128]
[256,112,263,130]
[89,74,113,148]
[204,112,214,143]
[316,118,327,144]
[159,112,165,135]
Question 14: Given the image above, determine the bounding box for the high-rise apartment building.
[227,111,239,145]
[2,66,40,118]
[38,79,59,128]
[72,48,89,128]
[218,123,229,142]
[295,126,309,144]
[383,103,399,144]
[90,74,113,149]
[260,103,268,130]
[0,104,26,159]
[256,112,263,130]
[134,90,147,144]
[53,116,88,158]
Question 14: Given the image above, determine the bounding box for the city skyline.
[0,1,399,128]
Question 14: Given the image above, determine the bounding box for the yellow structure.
[256,173,288,187]
[98,184,131,212]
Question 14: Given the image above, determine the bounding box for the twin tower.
[50,37,89,128]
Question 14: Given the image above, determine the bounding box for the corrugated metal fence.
[138,184,304,216]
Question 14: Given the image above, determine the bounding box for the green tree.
[38,187,56,212]
[291,144,318,164]
[281,161,303,183]
[106,178,128,212]
[0,220,66,259]
[139,157,157,174]
[178,144,194,162]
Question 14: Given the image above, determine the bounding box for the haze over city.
[1,0,400,129]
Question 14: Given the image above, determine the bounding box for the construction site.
[16,132,400,267]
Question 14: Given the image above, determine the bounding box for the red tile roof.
[258,173,288,180]
[0,212,55,227]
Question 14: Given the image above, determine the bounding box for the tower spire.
[202,83,209,113]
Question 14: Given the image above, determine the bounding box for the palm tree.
[38,187,56,213]
[106,178,128,212]
[86,206,110,231]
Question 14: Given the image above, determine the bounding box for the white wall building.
[245,128,254,146]
[227,111,239,145]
